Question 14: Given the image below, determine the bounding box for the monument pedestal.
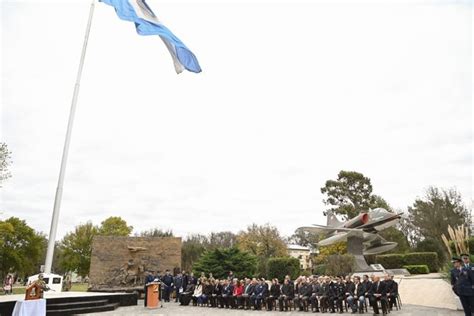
[348,236,373,271]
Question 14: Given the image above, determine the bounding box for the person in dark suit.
[455,254,474,316]
[221,279,234,308]
[211,279,223,308]
[330,277,345,313]
[353,276,366,313]
[384,274,398,311]
[242,278,256,310]
[162,270,174,302]
[266,278,281,311]
[320,277,332,312]
[345,276,357,314]
[362,274,372,297]
[278,278,294,311]
[310,277,323,312]
[174,272,183,303]
[251,279,267,310]
[369,276,387,315]
[294,278,312,311]
[179,282,195,306]
[143,271,155,307]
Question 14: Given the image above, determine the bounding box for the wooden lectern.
[25,283,43,300]
[145,282,161,309]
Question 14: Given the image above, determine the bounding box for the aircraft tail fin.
[327,210,342,227]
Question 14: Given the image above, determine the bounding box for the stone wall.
[89,236,181,290]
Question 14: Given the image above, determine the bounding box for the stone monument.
[89,236,181,292]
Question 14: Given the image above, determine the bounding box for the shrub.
[404,252,438,272]
[376,252,439,272]
[325,254,355,276]
[313,264,327,276]
[266,257,300,282]
[375,254,405,269]
[403,265,429,274]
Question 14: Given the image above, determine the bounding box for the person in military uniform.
[454,254,474,316]
[451,257,462,295]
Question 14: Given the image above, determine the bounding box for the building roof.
[287,244,310,251]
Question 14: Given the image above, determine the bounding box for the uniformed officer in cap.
[453,254,474,316]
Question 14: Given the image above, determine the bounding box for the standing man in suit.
[369,276,387,315]
[162,270,174,302]
[174,272,183,303]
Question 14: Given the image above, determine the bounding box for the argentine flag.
[101,0,201,74]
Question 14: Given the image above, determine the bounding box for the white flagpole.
[44,0,96,274]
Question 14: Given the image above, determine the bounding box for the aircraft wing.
[363,234,398,255]
[297,225,362,234]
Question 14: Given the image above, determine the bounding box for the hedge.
[404,253,438,272]
[267,257,300,282]
[376,252,438,272]
[403,265,429,274]
[313,264,327,276]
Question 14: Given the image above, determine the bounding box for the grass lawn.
[7,283,89,295]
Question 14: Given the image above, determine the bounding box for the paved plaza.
[84,300,463,316]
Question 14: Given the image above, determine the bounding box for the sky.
[1,0,472,240]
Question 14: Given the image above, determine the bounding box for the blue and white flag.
[101,0,201,74]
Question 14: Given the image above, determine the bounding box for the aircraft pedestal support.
[347,235,372,271]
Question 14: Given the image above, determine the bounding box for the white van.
[27,273,63,293]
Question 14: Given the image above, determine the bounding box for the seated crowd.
[177,272,399,314]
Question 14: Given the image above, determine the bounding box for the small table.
[12,299,46,316]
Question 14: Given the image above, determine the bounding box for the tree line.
[0,167,471,280]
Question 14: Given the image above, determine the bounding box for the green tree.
[0,217,46,279]
[321,171,377,219]
[139,228,174,237]
[0,142,12,187]
[415,238,446,267]
[181,234,209,272]
[237,223,288,276]
[192,247,257,279]
[379,227,411,253]
[98,216,133,236]
[408,187,470,245]
[60,222,98,277]
[267,257,300,281]
[287,230,320,247]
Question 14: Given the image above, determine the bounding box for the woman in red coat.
[232,280,244,309]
